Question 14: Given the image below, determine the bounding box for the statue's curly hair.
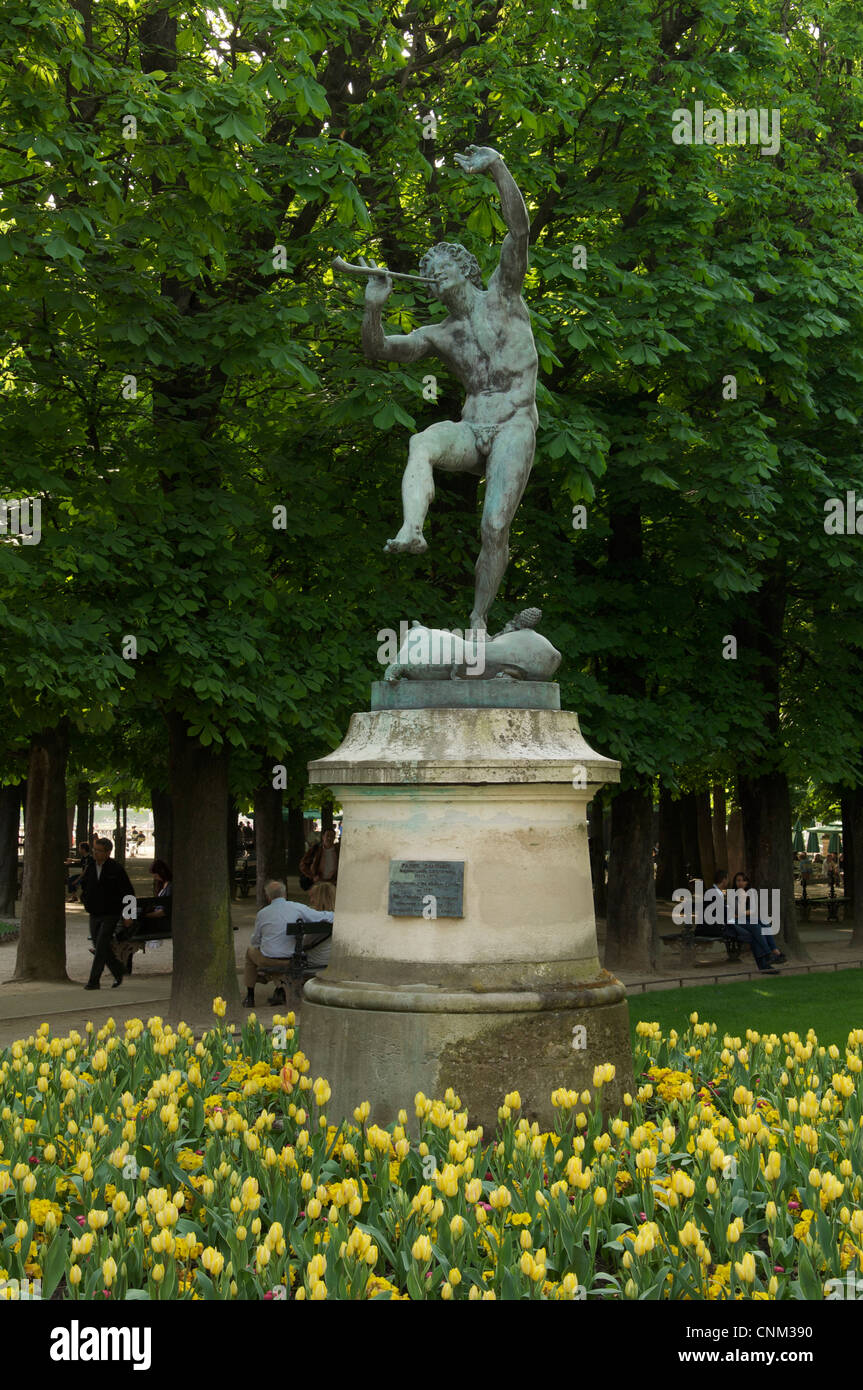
[420,241,483,290]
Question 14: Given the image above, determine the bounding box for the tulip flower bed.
[1,1001,862,1300]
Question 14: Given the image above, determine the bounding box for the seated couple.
[698,868,786,975]
[243,879,335,1007]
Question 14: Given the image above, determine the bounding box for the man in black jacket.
[80,837,134,989]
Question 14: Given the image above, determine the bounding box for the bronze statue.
[347,145,539,634]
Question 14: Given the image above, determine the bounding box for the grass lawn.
[627,968,863,1048]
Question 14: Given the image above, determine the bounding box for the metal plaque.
[388,860,464,918]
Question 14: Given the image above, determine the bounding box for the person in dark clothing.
[696,868,729,939]
[80,837,135,989]
[299,828,339,887]
[65,841,92,903]
[138,860,172,928]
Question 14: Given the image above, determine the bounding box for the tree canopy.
[2,0,863,990]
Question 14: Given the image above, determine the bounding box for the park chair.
[233,856,256,898]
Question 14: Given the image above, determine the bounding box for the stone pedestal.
[301,703,633,1130]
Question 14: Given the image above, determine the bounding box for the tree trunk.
[841,793,853,911]
[605,784,658,973]
[726,808,745,881]
[321,798,334,834]
[113,796,127,865]
[587,795,608,919]
[285,802,306,877]
[0,783,22,919]
[169,717,238,1019]
[842,788,863,948]
[227,797,239,897]
[65,802,75,849]
[655,788,684,899]
[695,791,715,886]
[14,727,70,981]
[600,460,656,971]
[254,780,286,908]
[711,784,728,871]
[151,786,173,866]
[680,792,700,880]
[74,781,90,848]
[738,769,806,958]
[87,798,94,843]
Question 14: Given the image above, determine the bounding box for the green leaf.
[796,1248,823,1301]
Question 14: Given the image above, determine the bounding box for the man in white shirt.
[242,880,334,1008]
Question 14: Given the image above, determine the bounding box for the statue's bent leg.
[470,419,535,631]
[385,421,480,555]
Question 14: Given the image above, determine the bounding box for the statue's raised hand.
[359,256,393,306]
[454,145,502,175]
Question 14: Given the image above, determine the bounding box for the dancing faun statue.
[355,145,539,635]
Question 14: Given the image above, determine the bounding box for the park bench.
[112,915,172,974]
[253,920,333,1005]
[795,879,848,922]
[661,922,742,963]
[795,895,848,922]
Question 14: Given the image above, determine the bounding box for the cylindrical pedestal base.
[303,704,632,1131]
[300,991,634,1132]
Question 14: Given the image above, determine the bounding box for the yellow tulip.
[411,1235,432,1263]
[734,1252,756,1284]
[200,1247,224,1276]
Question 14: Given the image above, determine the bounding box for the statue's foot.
[385,526,428,555]
[468,614,487,635]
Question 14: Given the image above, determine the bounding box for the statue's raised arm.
[453,145,530,297]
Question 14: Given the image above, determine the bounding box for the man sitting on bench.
[243,879,335,1008]
[697,868,730,939]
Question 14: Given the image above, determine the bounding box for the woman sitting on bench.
[141,859,172,926]
[114,859,173,976]
[243,879,335,1008]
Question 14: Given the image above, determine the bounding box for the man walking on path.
[80,837,134,990]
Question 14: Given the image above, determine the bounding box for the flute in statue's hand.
[332,255,434,294]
